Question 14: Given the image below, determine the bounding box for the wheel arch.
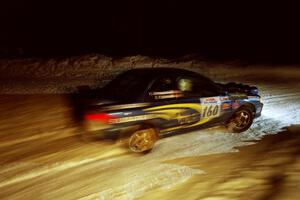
[239,102,256,116]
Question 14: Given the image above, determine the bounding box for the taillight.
[84,113,115,124]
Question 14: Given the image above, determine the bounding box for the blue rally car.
[80,68,263,153]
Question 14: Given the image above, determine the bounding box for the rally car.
[79,68,263,153]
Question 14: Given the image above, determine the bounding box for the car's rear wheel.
[227,107,254,133]
[128,127,158,153]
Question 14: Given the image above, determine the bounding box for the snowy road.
[0,57,300,200]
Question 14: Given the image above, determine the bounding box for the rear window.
[101,72,152,101]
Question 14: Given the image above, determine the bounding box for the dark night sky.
[1,1,300,62]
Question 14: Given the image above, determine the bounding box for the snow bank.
[1,54,299,94]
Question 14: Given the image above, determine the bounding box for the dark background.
[1,1,300,63]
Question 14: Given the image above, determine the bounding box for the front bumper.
[255,102,263,118]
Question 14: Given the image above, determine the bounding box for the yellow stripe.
[145,103,202,113]
[147,109,187,120]
[144,103,211,133]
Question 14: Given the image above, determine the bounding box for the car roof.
[122,67,205,79]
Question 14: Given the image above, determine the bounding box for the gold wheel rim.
[129,128,157,152]
[234,110,251,128]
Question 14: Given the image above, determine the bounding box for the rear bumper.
[84,120,112,132]
[83,120,138,139]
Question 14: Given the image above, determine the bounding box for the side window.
[151,77,176,91]
[148,77,183,100]
[177,76,219,97]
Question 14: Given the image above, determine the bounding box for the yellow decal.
[145,103,201,113]
[145,103,212,133]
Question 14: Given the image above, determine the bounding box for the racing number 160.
[202,105,219,118]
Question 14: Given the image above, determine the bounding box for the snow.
[0,54,300,200]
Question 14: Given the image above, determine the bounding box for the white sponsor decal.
[200,96,221,119]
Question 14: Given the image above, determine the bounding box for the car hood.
[219,82,259,96]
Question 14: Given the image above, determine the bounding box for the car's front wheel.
[227,107,254,133]
[128,127,158,153]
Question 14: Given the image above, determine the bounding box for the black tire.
[128,127,158,153]
[227,107,254,133]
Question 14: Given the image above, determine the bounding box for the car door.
[144,76,189,130]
